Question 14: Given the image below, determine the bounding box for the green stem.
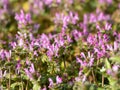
[8,67,11,90]
[26,80,28,90]
[21,75,24,90]
[92,70,97,85]
[64,59,66,71]
[102,74,104,87]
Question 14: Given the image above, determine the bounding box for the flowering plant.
[0,0,120,90]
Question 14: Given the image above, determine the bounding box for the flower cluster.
[0,0,120,90]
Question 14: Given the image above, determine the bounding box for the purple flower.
[4,50,11,61]
[56,0,61,4]
[15,10,31,28]
[24,68,33,80]
[107,41,118,52]
[80,22,88,36]
[96,24,101,30]
[24,63,35,80]
[83,14,88,24]
[0,49,5,60]
[82,75,86,82]
[89,58,94,67]
[10,42,17,49]
[80,52,86,58]
[0,70,6,79]
[48,78,54,88]
[69,12,79,24]
[0,0,9,10]
[16,60,21,74]
[112,65,119,72]
[107,69,112,75]
[104,22,111,31]
[66,35,72,43]
[46,44,59,59]
[72,30,82,41]
[56,75,62,84]
[54,13,70,28]
[87,34,97,45]
[40,34,50,48]
[99,0,113,5]
[89,14,97,23]
[44,0,53,6]
[29,63,35,74]
[76,56,87,67]
[79,68,83,76]
[113,41,118,51]
[30,0,44,15]
[18,38,24,47]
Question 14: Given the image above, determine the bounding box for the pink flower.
[104,23,111,31]
[76,57,87,67]
[4,50,11,61]
[72,30,82,41]
[15,10,31,28]
[48,78,54,88]
[56,75,62,84]
[112,65,119,72]
[0,70,6,79]
[29,63,35,73]
[89,58,94,67]
[107,69,112,75]
[113,41,118,51]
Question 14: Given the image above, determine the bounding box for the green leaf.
[32,83,41,90]
[11,82,22,89]
[41,55,49,63]
[110,55,120,63]
[97,87,104,90]
[105,58,111,69]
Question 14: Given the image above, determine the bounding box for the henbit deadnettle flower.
[56,75,62,84]
[75,75,87,83]
[112,65,119,72]
[16,60,21,74]
[0,49,5,60]
[30,0,44,14]
[18,38,24,47]
[88,10,110,24]
[4,50,11,62]
[24,63,36,80]
[54,12,79,28]
[71,30,82,41]
[48,78,54,88]
[29,63,35,74]
[106,41,119,52]
[24,68,33,80]
[1,0,9,10]
[106,69,112,75]
[77,52,95,67]
[46,43,59,60]
[104,22,112,31]
[44,0,53,6]
[99,0,113,5]
[76,56,87,67]
[15,10,31,28]
[54,13,70,28]
[10,42,17,49]
[0,70,6,79]
[69,11,79,24]
[40,34,50,49]
[56,0,61,4]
